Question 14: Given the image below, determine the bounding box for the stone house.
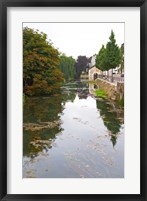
[88,54,102,80]
[89,67,102,80]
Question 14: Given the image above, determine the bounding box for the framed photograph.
[0,0,146,200]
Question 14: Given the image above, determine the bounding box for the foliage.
[105,30,120,71]
[119,43,124,73]
[23,27,64,96]
[95,45,107,71]
[58,55,75,81]
[95,89,106,98]
[95,30,121,77]
[75,56,89,79]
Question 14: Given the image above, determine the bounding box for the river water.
[23,80,124,178]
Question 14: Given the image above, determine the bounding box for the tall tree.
[96,45,107,72]
[105,30,120,81]
[23,27,64,96]
[58,55,75,81]
[75,56,88,79]
[119,43,124,74]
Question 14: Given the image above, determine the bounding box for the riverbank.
[89,78,124,107]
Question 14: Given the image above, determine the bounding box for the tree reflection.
[23,127,63,157]
[61,90,76,104]
[23,95,64,157]
[96,99,123,146]
[77,88,89,99]
[77,81,89,99]
[61,81,89,100]
[23,96,64,123]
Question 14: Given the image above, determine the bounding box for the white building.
[89,54,96,68]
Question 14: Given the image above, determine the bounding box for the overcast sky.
[23,23,124,60]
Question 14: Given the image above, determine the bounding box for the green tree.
[75,56,88,79]
[95,45,107,75]
[119,43,124,74]
[58,55,75,81]
[105,30,120,81]
[23,27,64,96]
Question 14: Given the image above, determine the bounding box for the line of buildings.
[84,55,124,83]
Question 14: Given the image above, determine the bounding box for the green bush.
[95,89,106,98]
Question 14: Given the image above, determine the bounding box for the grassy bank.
[95,89,107,98]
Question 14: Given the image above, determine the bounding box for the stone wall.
[116,82,124,105]
[95,78,124,101]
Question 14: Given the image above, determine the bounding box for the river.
[23,80,124,178]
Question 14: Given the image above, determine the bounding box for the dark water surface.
[23,80,124,178]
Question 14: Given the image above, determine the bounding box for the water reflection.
[23,81,123,156]
[96,99,123,146]
[23,96,64,123]
[23,96,64,157]
[62,81,89,100]
[23,81,124,178]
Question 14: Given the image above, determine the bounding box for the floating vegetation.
[23,120,61,131]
